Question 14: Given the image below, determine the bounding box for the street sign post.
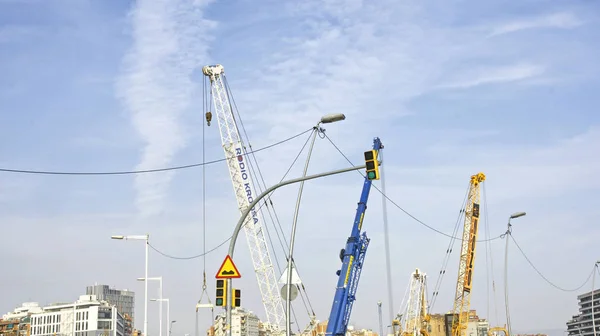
[216,255,242,279]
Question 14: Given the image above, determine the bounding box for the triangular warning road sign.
[215,255,242,279]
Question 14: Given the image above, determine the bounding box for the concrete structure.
[3,303,44,321]
[210,308,260,336]
[86,285,134,336]
[567,289,600,336]
[30,294,124,336]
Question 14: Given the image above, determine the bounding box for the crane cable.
[221,75,308,330]
[195,76,213,336]
[223,75,318,326]
[429,185,469,311]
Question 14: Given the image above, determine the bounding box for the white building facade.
[3,303,44,320]
[30,295,124,336]
[213,308,260,336]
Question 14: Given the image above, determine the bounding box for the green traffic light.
[367,171,376,180]
[216,298,223,306]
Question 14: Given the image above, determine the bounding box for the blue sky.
[1,0,599,335]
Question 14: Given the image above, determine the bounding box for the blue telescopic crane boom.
[325,137,384,336]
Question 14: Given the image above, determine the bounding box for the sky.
[1,0,599,335]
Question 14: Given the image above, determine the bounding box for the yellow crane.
[450,172,486,336]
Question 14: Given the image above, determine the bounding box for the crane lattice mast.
[202,64,285,332]
[400,269,428,336]
[450,172,486,336]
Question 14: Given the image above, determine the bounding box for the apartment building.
[567,289,600,336]
[211,308,260,336]
[30,294,124,336]
[3,303,43,321]
[86,285,135,336]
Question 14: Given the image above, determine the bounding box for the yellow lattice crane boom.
[450,172,486,336]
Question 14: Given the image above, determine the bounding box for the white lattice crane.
[202,64,286,332]
[398,269,428,336]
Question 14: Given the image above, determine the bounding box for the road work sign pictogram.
[216,255,241,279]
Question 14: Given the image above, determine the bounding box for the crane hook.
[205,111,212,126]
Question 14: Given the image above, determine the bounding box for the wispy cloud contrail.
[117,0,215,218]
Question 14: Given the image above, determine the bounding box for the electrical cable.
[508,234,595,292]
[482,183,500,326]
[323,134,504,242]
[0,128,313,175]
[147,128,315,260]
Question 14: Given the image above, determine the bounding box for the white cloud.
[436,63,545,90]
[115,0,216,218]
[490,12,584,37]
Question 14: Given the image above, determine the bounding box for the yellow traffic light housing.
[231,288,241,307]
[364,150,380,180]
[215,279,227,307]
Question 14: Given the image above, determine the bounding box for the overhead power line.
[0,128,313,176]
[149,133,502,260]
[509,234,595,292]
[323,133,504,242]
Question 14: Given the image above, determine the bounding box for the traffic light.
[364,150,380,180]
[215,279,227,307]
[232,288,241,307]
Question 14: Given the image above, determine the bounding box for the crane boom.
[326,137,383,336]
[202,64,285,331]
[450,172,486,336]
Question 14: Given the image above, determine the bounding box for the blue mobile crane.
[325,137,384,336]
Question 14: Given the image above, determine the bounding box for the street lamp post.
[138,277,163,336]
[112,234,149,336]
[504,212,526,336]
[151,299,170,336]
[285,113,346,336]
[592,261,600,336]
[170,321,176,336]
[377,301,384,336]
[224,163,368,336]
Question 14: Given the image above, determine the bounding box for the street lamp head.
[171,321,176,324]
[510,212,527,219]
[320,113,346,124]
[111,235,125,240]
[150,299,157,302]
[137,278,145,281]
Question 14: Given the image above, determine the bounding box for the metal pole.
[145,235,149,336]
[159,279,163,336]
[504,220,512,336]
[379,150,395,332]
[286,128,319,336]
[592,262,598,336]
[167,300,170,336]
[378,302,384,336]
[225,164,367,336]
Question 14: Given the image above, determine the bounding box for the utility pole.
[378,302,384,336]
